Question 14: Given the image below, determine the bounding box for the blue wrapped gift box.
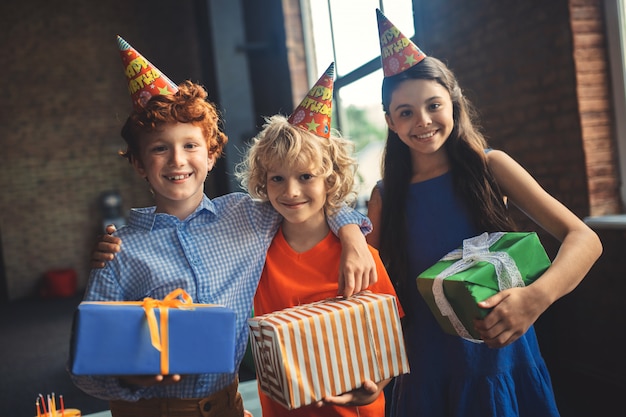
[70,296,236,375]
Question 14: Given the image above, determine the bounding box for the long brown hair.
[378,56,516,301]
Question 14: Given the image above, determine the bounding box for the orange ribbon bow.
[140,288,194,374]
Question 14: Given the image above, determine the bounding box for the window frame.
[300,0,415,131]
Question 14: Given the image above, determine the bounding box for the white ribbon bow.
[431,232,524,343]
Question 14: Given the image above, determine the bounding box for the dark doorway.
[0,226,7,303]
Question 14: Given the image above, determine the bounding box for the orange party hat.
[287,63,334,139]
[116,35,179,111]
[376,9,426,77]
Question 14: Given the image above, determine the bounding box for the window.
[301,0,415,212]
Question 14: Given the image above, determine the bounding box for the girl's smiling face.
[134,122,215,218]
[385,78,454,156]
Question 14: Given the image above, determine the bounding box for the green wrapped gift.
[416,232,551,341]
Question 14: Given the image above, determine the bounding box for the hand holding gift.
[473,276,551,348]
[318,378,388,408]
[118,373,182,388]
[417,232,551,343]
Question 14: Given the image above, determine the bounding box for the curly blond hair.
[236,115,357,214]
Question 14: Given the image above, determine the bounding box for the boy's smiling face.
[266,163,328,229]
[133,122,215,219]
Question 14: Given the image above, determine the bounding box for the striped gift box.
[248,291,410,410]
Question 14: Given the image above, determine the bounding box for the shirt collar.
[128,195,216,231]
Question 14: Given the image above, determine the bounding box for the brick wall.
[0,0,208,300]
[415,0,587,226]
[413,0,620,219]
[282,0,310,109]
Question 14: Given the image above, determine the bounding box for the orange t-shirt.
[253,228,403,417]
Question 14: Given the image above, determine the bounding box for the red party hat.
[287,63,334,139]
[376,9,426,77]
[116,35,179,111]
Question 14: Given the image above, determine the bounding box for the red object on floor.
[42,269,77,298]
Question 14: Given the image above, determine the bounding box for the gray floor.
[238,379,262,417]
[0,295,110,416]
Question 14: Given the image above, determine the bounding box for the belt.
[109,379,244,417]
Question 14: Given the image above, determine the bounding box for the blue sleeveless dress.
[385,172,560,417]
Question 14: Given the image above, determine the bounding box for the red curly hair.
[120,80,228,163]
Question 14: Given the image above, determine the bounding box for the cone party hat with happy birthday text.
[287,63,335,139]
[116,35,179,111]
[376,9,426,77]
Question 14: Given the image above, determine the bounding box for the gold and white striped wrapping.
[248,291,410,410]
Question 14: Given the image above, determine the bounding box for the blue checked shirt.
[70,193,371,401]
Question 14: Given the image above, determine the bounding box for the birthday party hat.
[287,62,334,139]
[116,35,179,111]
[376,9,426,77]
